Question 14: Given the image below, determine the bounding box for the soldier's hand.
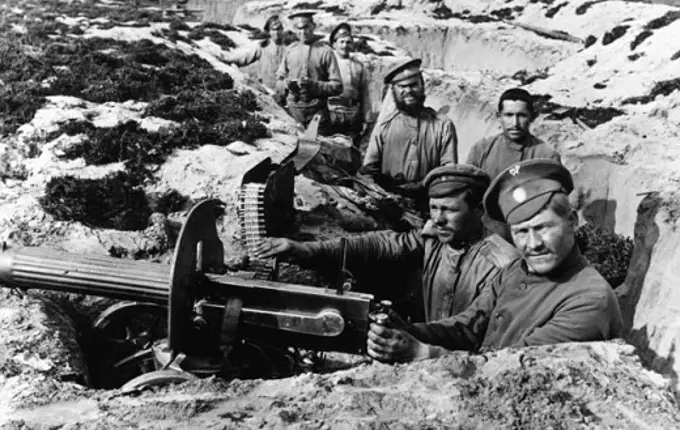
[299,76,315,93]
[396,180,423,198]
[253,238,297,259]
[367,323,430,363]
[286,79,301,93]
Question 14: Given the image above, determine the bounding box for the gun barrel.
[0,247,169,304]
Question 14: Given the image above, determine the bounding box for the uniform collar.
[421,220,484,249]
[502,132,535,152]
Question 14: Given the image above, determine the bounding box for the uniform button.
[519,283,527,291]
[495,313,503,320]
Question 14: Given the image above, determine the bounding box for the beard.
[393,91,426,116]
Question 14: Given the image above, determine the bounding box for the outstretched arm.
[254,229,425,267]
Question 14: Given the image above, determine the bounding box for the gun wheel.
[121,369,197,392]
[89,302,167,388]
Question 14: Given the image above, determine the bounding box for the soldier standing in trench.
[466,88,561,241]
[326,22,373,152]
[275,11,343,135]
[253,164,520,326]
[227,15,296,106]
[364,159,623,363]
[360,58,458,204]
[242,15,296,106]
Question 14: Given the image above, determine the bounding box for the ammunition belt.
[238,183,276,280]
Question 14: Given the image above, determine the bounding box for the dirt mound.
[3,342,678,428]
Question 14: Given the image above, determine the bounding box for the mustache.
[526,252,550,257]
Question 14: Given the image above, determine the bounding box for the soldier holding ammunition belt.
[366,160,623,363]
[275,11,342,136]
[254,164,521,358]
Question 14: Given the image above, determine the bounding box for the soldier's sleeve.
[439,119,458,165]
[300,229,425,266]
[360,64,373,124]
[225,45,263,68]
[275,48,290,97]
[407,280,499,355]
[275,46,289,81]
[517,289,623,347]
[362,122,385,167]
[465,139,484,167]
[312,48,343,97]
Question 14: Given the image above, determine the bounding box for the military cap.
[423,164,491,198]
[383,58,422,85]
[484,159,574,224]
[288,10,316,20]
[329,22,351,44]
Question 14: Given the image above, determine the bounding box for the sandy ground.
[2,341,679,429]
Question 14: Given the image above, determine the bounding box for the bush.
[575,223,634,288]
[40,172,151,231]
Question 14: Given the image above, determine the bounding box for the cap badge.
[509,165,520,176]
[513,187,527,203]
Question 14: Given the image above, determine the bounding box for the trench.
[8,0,676,397]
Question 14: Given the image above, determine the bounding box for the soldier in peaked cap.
[466,88,561,183]
[327,22,373,149]
[275,10,342,135]
[466,88,561,241]
[233,15,297,103]
[254,164,520,360]
[367,159,622,363]
[361,58,458,200]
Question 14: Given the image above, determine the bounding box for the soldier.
[366,159,623,363]
[466,88,560,182]
[275,11,342,135]
[254,164,520,325]
[228,15,295,105]
[361,58,458,198]
[466,88,561,240]
[326,22,373,147]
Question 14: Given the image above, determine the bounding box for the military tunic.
[276,39,342,132]
[363,108,458,183]
[240,41,288,92]
[466,133,561,182]
[301,221,519,321]
[327,54,372,139]
[408,246,623,355]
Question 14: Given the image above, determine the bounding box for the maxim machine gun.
[0,115,388,390]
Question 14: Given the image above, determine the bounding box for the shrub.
[575,1,601,15]
[622,78,680,105]
[575,223,634,288]
[630,30,653,51]
[602,25,629,46]
[584,35,597,48]
[40,172,151,231]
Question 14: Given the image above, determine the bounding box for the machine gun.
[0,114,390,389]
[0,199,376,389]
